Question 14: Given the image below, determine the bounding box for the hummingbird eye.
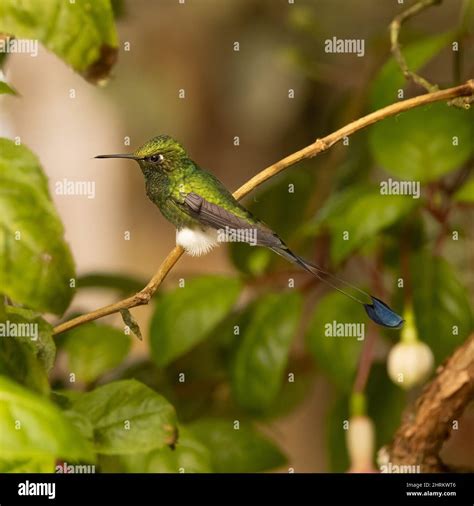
[149,154,164,163]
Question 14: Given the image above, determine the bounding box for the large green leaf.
[61,323,131,383]
[369,32,467,183]
[150,276,241,367]
[189,418,286,472]
[104,427,212,473]
[305,292,367,391]
[0,139,76,315]
[327,190,418,264]
[369,104,473,182]
[0,376,94,461]
[0,456,55,473]
[411,251,473,363]
[72,379,178,455]
[62,409,94,442]
[260,359,315,419]
[230,171,314,275]
[0,0,118,83]
[0,307,55,394]
[3,307,55,371]
[231,292,302,413]
[301,184,372,237]
[370,31,454,109]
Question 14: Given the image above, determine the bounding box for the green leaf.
[230,171,314,275]
[305,292,366,391]
[454,177,474,203]
[105,427,212,473]
[260,360,315,419]
[0,456,55,473]
[0,307,55,394]
[369,104,474,183]
[304,185,417,263]
[0,375,94,461]
[62,323,131,383]
[72,379,178,455]
[150,276,241,367]
[332,131,372,189]
[301,184,372,237]
[411,251,473,363]
[370,31,454,109]
[0,1,118,84]
[328,190,418,264]
[51,388,84,407]
[0,80,17,95]
[63,409,94,442]
[0,138,76,315]
[189,418,286,472]
[231,292,302,413]
[3,307,55,371]
[230,244,273,277]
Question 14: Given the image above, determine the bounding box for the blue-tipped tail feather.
[271,246,404,329]
[363,296,404,328]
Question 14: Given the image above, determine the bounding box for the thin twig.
[53,80,474,336]
[390,0,442,93]
[390,0,474,109]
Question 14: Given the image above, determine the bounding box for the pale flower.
[387,340,434,389]
[346,415,377,473]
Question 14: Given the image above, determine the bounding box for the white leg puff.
[176,227,219,256]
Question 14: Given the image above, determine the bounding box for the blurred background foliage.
[0,0,473,473]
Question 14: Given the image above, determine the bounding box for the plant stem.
[390,0,442,93]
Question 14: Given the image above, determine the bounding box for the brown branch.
[53,79,474,336]
[385,333,474,472]
[53,247,184,334]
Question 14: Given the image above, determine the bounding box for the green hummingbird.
[96,135,403,328]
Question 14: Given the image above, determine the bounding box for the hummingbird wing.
[182,192,284,248]
[179,192,404,329]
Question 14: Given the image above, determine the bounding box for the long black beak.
[94,153,140,160]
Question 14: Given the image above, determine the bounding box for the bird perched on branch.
[96,135,404,328]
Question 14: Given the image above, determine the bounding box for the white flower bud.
[387,341,434,389]
[346,415,376,472]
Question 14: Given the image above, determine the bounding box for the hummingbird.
[96,135,404,328]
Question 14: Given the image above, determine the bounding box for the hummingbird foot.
[176,227,219,256]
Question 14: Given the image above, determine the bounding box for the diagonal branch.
[53,79,474,336]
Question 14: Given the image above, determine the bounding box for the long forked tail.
[271,246,404,329]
